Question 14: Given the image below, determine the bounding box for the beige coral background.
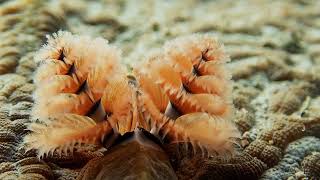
[0,0,320,179]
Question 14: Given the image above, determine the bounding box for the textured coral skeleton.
[23,31,240,162]
[0,0,64,77]
[1,1,319,179]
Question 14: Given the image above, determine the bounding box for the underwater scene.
[0,0,320,179]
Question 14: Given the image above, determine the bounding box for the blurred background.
[57,0,320,67]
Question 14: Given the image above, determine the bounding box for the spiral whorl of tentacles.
[23,31,240,158]
[135,35,238,155]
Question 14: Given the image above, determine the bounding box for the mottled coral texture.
[1,0,320,179]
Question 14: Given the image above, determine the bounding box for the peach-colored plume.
[32,31,125,121]
[24,114,112,158]
[135,34,239,156]
[24,32,239,159]
[26,31,127,157]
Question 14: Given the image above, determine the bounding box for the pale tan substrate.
[0,0,320,179]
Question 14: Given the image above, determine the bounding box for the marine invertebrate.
[22,31,240,179]
[25,31,126,157]
[0,0,319,179]
[77,129,178,180]
[135,34,239,155]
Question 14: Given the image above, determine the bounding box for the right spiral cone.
[135,34,240,157]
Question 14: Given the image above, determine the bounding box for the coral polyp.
[23,31,239,164]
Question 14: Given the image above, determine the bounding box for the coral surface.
[0,0,320,179]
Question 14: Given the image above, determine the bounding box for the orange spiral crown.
[24,31,240,158]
